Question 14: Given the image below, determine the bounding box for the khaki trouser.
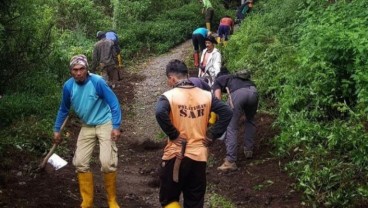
[73,121,118,173]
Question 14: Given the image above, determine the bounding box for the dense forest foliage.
[0,0,228,150]
[1,0,368,206]
[224,0,368,206]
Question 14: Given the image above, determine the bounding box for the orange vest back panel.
[162,87,212,162]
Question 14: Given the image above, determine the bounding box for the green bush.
[0,74,60,128]
[225,0,368,206]
[52,0,109,36]
[0,0,55,91]
[0,0,229,157]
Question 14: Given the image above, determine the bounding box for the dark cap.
[205,35,218,44]
[96,31,106,39]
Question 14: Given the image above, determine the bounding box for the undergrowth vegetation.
[0,0,228,154]
[224,0,368,206]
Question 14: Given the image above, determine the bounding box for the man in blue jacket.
[53,54,122,208]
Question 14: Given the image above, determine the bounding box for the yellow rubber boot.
[164,201,181,208]
[208,112,217,125]
[117,53,123,67]
[104,172,120,208]
[216,37,221,45]
[78,172,94,208]
[223,40,228,47]
[206,22,211,31]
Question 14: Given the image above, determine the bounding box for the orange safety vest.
[162,87,212,162]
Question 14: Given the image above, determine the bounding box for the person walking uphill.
[53,55,122,208]
[199,0,214,31]
[91,31,118,88]
[155,59,232,208]
[105,30,123,67]
[199,35,221,86]
[212,69,258,171]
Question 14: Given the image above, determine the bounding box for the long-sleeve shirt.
[91,38,117,72]
[212,74,256,93]
[202,0,213,9]
[200,48,222,79]
[54,73,122,131]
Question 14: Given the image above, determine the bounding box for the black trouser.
[192,34,206,52]
[225,86,258,162]
[205,7,214,24]
[159,157,206,208]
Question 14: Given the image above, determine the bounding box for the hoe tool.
[225,87,234,109]
[38,116,69,171]
[173,140,187,183]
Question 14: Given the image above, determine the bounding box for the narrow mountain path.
[115,40,193,208]
[1,40,306,208]
[115,39,306,208]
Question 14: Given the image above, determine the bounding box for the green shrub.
[52,0,109,36]
[225,0,368,206]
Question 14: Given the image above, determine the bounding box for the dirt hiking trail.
[0,40,307,208]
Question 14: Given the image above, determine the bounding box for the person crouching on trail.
[217,15,234,46]
[155,59,232,208]
[192,27,210,68]
[212,69,259,172]
[53,54,122,208]
[199,0,214,31]
[199,35,221,86]
[236,0,254,24]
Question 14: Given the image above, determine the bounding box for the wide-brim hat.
[205,35,218,44]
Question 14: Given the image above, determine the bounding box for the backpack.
[105,31,119,45]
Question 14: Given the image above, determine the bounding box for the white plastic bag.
[47,153,68,170]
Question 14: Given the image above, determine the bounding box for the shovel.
[38,116,69,171]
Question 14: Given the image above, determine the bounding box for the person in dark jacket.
[235,0,253,24]
[155,59,232,208]
[91,31,118,88]
[212,69,258,171]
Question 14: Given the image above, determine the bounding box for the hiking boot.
[217,159,237,171]
[244,149,253,159]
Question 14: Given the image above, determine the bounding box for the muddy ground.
[0,41,307,208]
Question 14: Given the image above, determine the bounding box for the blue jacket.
[54,73,122,131]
